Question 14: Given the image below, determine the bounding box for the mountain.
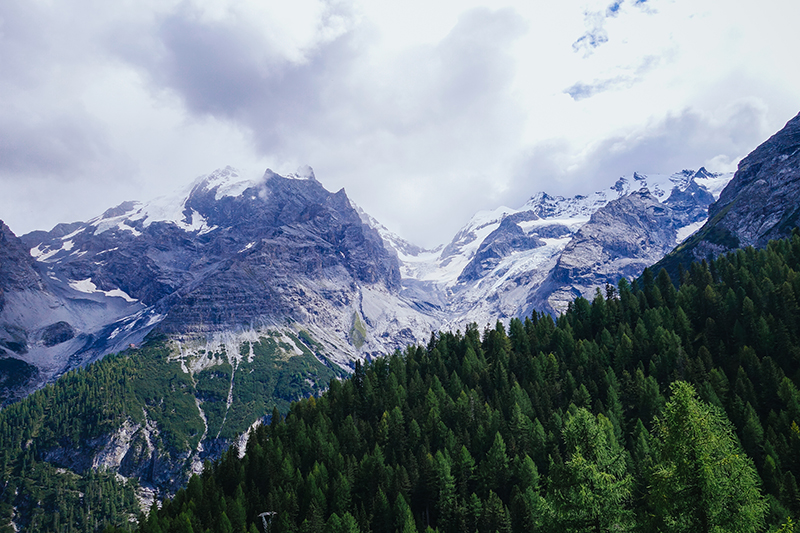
[4,167,443,402]
[0,163,734,409]
[5,161,730,408]
[143,230,800,533]
[657,111,800,274]
[387,168,731,323]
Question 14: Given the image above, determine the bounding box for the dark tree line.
[0,324,341,532]
[140,232,800,533]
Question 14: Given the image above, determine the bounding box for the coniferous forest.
[136,232,800,533]
[3,233,800,532]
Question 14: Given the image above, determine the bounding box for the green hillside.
[0,330,345,532]
[142,232,800,533]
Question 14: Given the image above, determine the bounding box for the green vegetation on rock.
[350,311,368,349]
[0,327,344,532]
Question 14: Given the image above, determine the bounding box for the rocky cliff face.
[656,112,800,273]
[458,213,544,283]
[527,187,696,314]
[0,221,43,298]
[3,167,439,405]
[388,168,732,322]
[0,221,44,403]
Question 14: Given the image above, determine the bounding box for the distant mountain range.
[0,111,798,511]
[0,161,736,404]
[3,112,800,408]
[385,167,731,328]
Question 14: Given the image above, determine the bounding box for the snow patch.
[676,219,707,244]
[30,244,62,262]
[69,278,98,293]
[105,289,138,303]
[145,313,164,327]
[194,166,255,200]
[61,227,85,240]
[68,278,138,302]
[117,221,142,236]
[518,217,588,233]
[694,171,734,200]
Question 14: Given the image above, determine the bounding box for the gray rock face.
[657,112,800,272]
[41,321,76,347]
[663,175,715,227]
[139,172,401,333]
[458,214,544,283]
[711,112,800,246]
[0,221,47,401]
[2,167,421,405]
[526,189,685,313]
[0,220,43,299]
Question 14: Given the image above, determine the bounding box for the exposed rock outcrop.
[657,112,800,274]
[527,189,685,313]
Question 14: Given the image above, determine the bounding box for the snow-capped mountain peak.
[364,167,734,326]
[192,166,256,200]
[83,166,262,237]
[287,165,316,181]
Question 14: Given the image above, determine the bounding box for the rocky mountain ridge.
[385,167,732,326]
[1,165,734,405]
[2,167,442,403]
[656,111,800,275]
[5,111,800,512]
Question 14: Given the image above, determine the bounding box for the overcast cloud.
[0,0,799,247]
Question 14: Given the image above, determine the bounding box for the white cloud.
[0,0,798,248]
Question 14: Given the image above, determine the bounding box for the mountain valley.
[1,163,732,408]
[0,112,799,531]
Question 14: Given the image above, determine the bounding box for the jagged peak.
[693,167,714,179]
[288,165,316,181]
[189,166,255,201]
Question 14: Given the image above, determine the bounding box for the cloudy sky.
[1,0,798,247]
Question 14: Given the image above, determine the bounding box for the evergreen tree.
[650,382,767,533]
[547,408,633,532]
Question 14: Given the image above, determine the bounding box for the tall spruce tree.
[547,407,633,532]
[649,381,767,533]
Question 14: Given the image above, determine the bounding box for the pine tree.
[547,408,633,532]
[650,381,767,533]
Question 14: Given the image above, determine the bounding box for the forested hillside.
[0,331,345,532]
[142,231,800,533]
